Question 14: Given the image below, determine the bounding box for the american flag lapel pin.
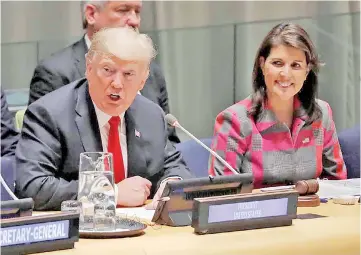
[302,137,310,144]
[135,129,141,138]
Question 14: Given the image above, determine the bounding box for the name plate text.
[0,220,69,247]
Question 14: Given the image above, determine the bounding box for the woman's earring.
[261,86,266,94]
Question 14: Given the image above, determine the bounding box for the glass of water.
[61,200,82,213]
[78,152,116,231]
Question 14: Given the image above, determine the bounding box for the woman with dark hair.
[208,23,346,187]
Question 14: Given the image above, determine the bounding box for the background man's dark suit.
[1,89,19,157]
[16,78,192,210]
[15,78,191,210]
[28,37,180,143]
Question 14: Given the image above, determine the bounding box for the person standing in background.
[28,0,180,143]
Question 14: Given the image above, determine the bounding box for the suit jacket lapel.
[125,101,148,178]
[74,81,103,152]
[72,37,87,78]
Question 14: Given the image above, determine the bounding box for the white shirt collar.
[84,34,91,50]
[92,101,125,129]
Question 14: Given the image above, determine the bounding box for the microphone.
[165,114,239,175]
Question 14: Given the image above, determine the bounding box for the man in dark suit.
[16,27,192,210]
[28,0,180,143]
[1,89,19,157]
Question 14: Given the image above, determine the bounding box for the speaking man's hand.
[116,176,152,207]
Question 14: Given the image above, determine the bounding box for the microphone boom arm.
[175,123,239,175]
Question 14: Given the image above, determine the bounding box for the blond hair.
[87,27,156,64]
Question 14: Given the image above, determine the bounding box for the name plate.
[1,220,69,247]
[0,212,79,255]
[192,190,298,234]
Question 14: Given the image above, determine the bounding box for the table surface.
[38,201,360,255]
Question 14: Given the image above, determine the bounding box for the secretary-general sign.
[0,220,69,246]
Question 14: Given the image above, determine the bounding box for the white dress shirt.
[84,34,91,50]
[93,102,128,177]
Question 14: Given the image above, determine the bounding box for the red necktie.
[108,116,125,183]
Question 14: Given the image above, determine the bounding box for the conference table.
[39,201,359,255]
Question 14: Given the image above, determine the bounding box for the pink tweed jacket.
[208,96,347,187]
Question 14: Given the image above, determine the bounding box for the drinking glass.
[78,152,116,231]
